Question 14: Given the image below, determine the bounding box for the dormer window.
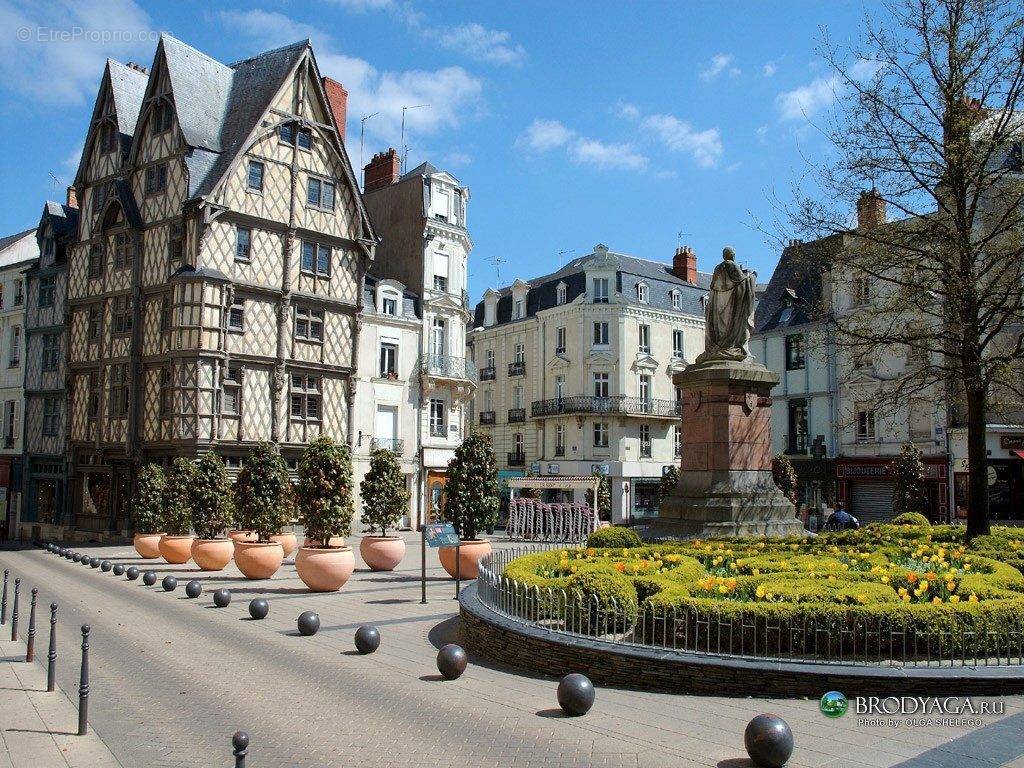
[556,283,567,305]
[670,290,681,310]
[152,101,173,134]
[593,277,609,303]
[381,292,399,316]
[144,163,168,195]
[637,282,649,303]
[99,122,118,154]
[483,293,497,326]
[513,299,525,319]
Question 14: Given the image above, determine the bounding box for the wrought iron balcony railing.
[418,353,478,383]
[508,408,526,423]
[371,438,404,453]
[429,424,447,438]
[554,445,566,457]
[508,361,526,376]
[531,395,681,418]
[507,451,526,467]
[640,440,652,458]
[479,411,496,425]
[479,366,496,381]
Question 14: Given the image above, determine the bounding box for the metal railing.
[531,395,681,418]
[479,366,496,381]
[508,361,526,376]
[508,408,526,423]
[418,354,479,383]
[475,549,1024,668]
[370,438,403,453]
[479,411,496,425]
[507,451,526,466]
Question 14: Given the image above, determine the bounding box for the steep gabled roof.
[72,60,148,187]
[38,202,79,240]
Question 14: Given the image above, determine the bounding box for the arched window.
[637,282,649,303]
[556,283,567,305]
[670,289,681,310]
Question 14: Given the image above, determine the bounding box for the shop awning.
[1012,449,1024,460]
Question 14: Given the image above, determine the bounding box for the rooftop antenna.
[489,254,506,284]
[400,104,429,173]
[676,229,687,248]
[558,248,572,266]
[359,112,379,189]
[48,172,61,188]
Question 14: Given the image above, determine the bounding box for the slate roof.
[362,274,420,320]
[753,236,842,335]
[400,161,447,182]
[472,247,712,329]
[107,60,148,150]
[0,228,36,255]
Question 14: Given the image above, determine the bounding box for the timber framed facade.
[63,37,374,536]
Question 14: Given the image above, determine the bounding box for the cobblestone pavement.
[1,534,1023,768]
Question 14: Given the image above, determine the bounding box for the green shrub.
[566,570,638,635]
[587,526,643,549]
[892,512,930,526]
[296,436,354,547]
[234,442,293,542]
[360,448,409,536]
[133,463,165,533]
[191,454,233,539]
[161,457,198,536]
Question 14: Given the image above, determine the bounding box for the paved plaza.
[1,532,1023,768]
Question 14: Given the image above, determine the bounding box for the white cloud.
[776,59,885,122]
[614,100,640,120]
[763,61,777,77]
[433,23,525,66]
[0,0,158,105]
[220,10,482,148]
[516,118,574,151]
[569,138,647,171]
[639,113,723,167]
[443,151,471,167]
[701,53,738,81]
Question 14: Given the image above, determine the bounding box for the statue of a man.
[696,247,757,364]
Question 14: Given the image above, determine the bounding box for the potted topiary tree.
[439,431,499,579]
[294,436,356,591]
[189,453,235,571]
[132,463,166,559]
[232,442,293,579]
[159,457,197,564]
[359,447,410,571]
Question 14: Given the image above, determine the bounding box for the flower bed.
[496,524,1024,663]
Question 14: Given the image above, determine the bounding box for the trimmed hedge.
[586,526,643,549]
[892,512,930,526]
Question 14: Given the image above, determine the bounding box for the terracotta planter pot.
[191,538,234,571]
[359,536,406,571]
[303,535,346,548]
[438,539,492,580]
[270,532,297,558]
[233,540,284,580]
[158,535,195,565]
[133,532,165,559]
[228,529,257,543]
[295,546,355,592]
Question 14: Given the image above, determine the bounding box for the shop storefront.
[950,428,1024,523]
[836,455,948,523]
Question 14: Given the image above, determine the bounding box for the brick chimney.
[321,77,348,142]
[363,149,400,193]
[672,245,698,284]
[66,186,78,209]
[856,189,886,230]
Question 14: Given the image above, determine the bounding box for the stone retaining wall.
[460,582,1024,697]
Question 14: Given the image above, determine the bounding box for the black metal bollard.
[11,578,20,641]
[26,588,38,662]
[1,569,7,625]
[47,603,57,692]
[232,731,249,767]
[78,625,90,736]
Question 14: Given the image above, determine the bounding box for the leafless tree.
[786,0,1024,538]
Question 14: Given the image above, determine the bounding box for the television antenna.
[489,254,506,284]
[359,112,379,188]
[400,104,429,173]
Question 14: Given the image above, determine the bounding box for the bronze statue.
[696,247,756,363]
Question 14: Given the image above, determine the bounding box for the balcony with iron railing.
[370,437,404,454]
[640,440,652,458]
[507,451,526,467]
[508,361,526,377]
[554,445,566,457]
[479,411,496,425]
[508,408,526,423]
[479,366,496,381]
[531,395,681,419]
[418,353,478,383]
[429,423,447,438]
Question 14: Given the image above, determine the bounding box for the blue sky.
[0,0,877,300]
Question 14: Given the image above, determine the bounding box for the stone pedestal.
[650,360,803,539]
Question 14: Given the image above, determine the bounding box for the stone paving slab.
[1,535,1023,768]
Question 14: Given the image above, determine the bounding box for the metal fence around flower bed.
[476,549,1024,667]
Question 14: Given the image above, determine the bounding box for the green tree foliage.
[586,470,612,521]
[234,442,294,542]
[296,436,354,547]
[161,457,198,536]
[360,448,409,537]
[893,442,926,517]
[191,453,234,540]
[654,466,679,510]
[443,431,499,540]
[133,463,165,533]
[772,454,798,505]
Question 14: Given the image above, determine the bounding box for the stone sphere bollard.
[113,564,125,576]
[72,553,82,563]
[185,580,202,599]
[89,557,101,568]
[248,598,269,620]
[354,625,380,654]
[142,570,157,586]
[297,611,320,636]
[100,561,112,572]
[744,714,794,768]
[557,673,596,716]
[213,588,231,608]
[436,643,468,680]
[126,566,140,580]
[162,576,178,592]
